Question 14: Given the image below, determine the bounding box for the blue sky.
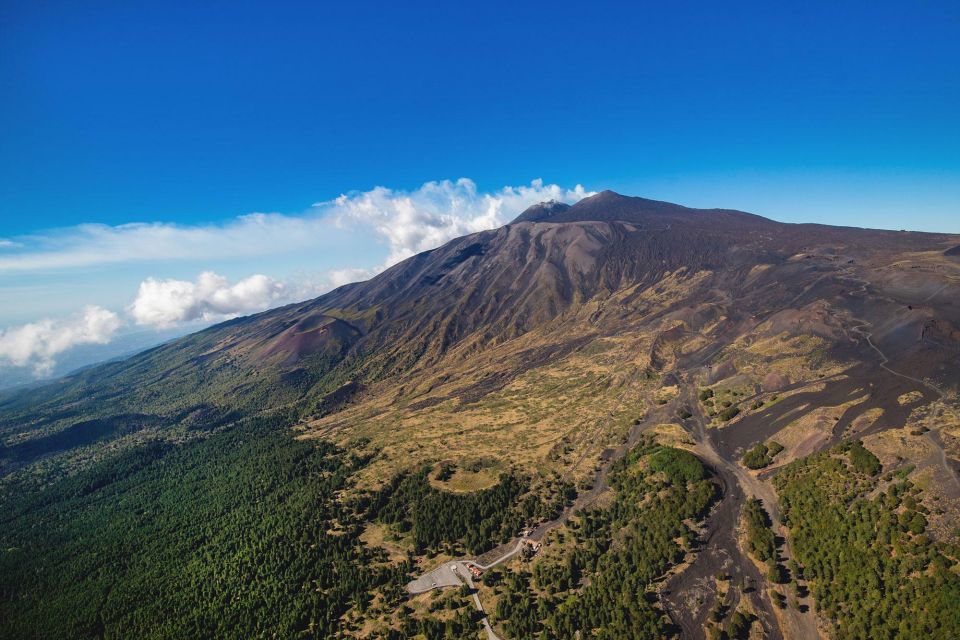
[1,0,959,381]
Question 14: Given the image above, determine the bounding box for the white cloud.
[0,179,592,273]
[0,306,122,376]
[325,178,593,267]
[0,178,594,375]
[130,271,287,329]
[0,215,330,272]
[326,267,376,289]
[0,272,288,375]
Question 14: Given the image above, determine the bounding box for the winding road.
[406,374,824,639]
[406,374,657,637]
[850,307,960,493]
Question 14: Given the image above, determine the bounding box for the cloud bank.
[0,179,591,273]
[0,214,326,273]
[0,178,593,376]
[0,272,291,378]
[130,271,288,329]
[0,306,122,376]
[326,178,593,267]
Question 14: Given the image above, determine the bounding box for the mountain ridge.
[2,190,960,639]
[3,190,957,426]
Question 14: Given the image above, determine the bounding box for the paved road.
[406,561,462,594]
[407,539,527,595]
[461,567,502,640]
[407,560,502,640]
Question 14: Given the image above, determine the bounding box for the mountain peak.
[510,191,662,225]
[511,190,776,231]
[509,199,572,224]
[586,189,625,201]
[561,190,690,221]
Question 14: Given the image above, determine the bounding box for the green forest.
[742,498,776,565]
[5,398,959,640]
[366,467,528,555]
[365,464,575,558]
[0,413,411,640]
[774,441,960,639]
[1,410,580,639]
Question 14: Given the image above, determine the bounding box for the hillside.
[2,191,960,639]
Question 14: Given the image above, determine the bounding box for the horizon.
[2,184,956,388]
[4,6,960,638]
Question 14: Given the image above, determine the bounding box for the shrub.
[719,406,740,421]
[768,563,787,584]
[482,569,502,587]
[648,447,709,483]
[727,609,753,639]
[907,512,927,535]
[742,441,784,469]
[436,462,456,481]
[848,440,881,476]
[743,444,770,469]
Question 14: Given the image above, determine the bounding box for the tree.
[727,609,752,639]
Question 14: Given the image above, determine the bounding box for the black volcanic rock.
[4,188,960,640]
[510,200,571,223]
[945,244,960,256]
[545,190,773,229]
[4,190,958,427]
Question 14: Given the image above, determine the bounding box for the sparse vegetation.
[492,438,718,638]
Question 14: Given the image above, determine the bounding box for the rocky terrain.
[2,191,959,639]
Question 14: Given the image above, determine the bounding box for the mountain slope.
[2,191,960,639]
[6,190,955,425]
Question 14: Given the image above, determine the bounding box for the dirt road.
[662,383,789,639]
